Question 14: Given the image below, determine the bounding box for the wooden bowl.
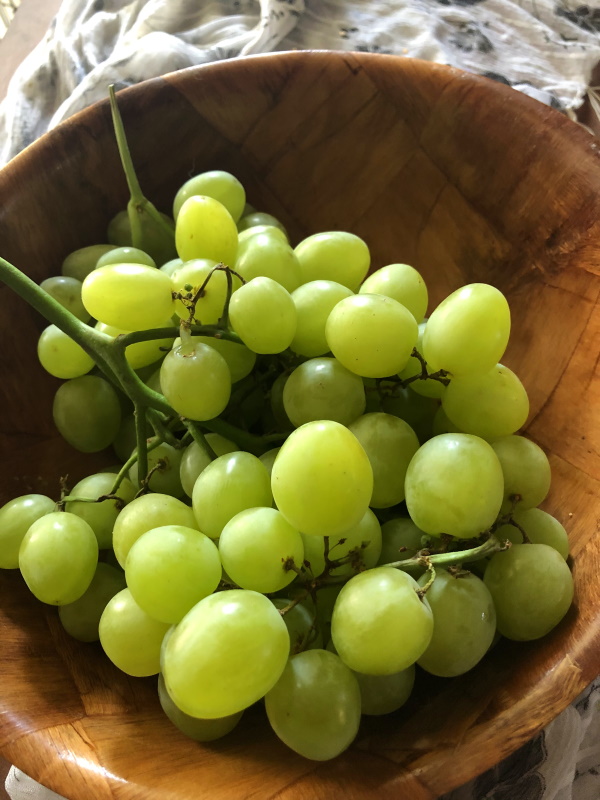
[0,51,598,799]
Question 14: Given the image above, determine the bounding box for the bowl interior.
[0,51,599,799]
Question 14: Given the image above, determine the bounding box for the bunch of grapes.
[0,90,574,762]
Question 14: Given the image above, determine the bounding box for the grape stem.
[181,418,218,460]
[134,402,149,488]
[415,559,436,599]
[109,436,164,495]
[115,324,243,349]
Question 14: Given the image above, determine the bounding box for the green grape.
[160,257,183,276]
[128,442,185,497]
[294,232,370,291]
[175,196,238,265]
[192,452,272,539]
[331,567,433,674]
[219,508,303,594]
[378,517,425,565]
[238,211,286,234]
[416,568,496,677]
[302,509,382,578]
[229,277,296,354]
[442,364,529,440]
[405,433,504,538]
[171,259,239,322]
[398,322,445,399]
[82,264,175,329]
[272,420,373,537]
[53,375,122,453]
[158,674,243,741]
[40,276,90,322]
[359,263,428,323]
[106,209,177,266]
[95,320,174,370]
[235,233,302,293]
[126,525,222,624]
[423,284,510,376]
[163,589,289,718]
[160,341,231,421]
[145,367,163,395]
[290,280,354,357]
[484,544,573,640]
[272,598,322,654]
[283,358,366,428]
[96,246,156,269]
[65,472,136,549]
[355,665,415,716]
[61,244,117,281]
[19,512,98,605]
[192,336,256,383]
[348,412,419,508]
[112,493,198,567]
[238,225,288,245]
[173,171,246,222]
[432,405,463,436]
[491,435,551,509]
[265,649,361,761]
[259,447,281,476]
[380,385,439,443]
[37,324,95,379]
[496,508,569,559]
[269,373,293,431]
[0,494,55,569]
[326,294,418,378]
[59,562,126,642]
[180,434,239,498]
[99,587,170,676]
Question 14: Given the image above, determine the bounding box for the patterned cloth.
[2,1,599,798]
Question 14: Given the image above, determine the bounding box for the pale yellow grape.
[238,225,288,245]
[37,324,94,379]
[125,526,222,624]
[160,342,231,421]
[40,276,90,322]
[229,277,296,354]
[219,507,304,593]
[360,263,428,323]
[496,508,569,559]
[62,244,116,281]
[160,258,183,276]
[235,233,302,293]
[348,412,419,508]
[58,562,126,643]
[192,336,256,383]
[302,509,382,578]
[282,357,366,428]
[53,375,121,453]
[492,435,551,509]
[95,320,174,370]
[442,364,529,440]
[66,472,136,549]
[173,171,246,222]
[238,211,286,234]
[175,196,238,265]
[192,452,273,539]
[290,280,354,357]
[331,567,433,675]
[128,442,185,497]
[259,447,281,476]
[180,434,239,498]
[163,589,289,718]
[271,420,373,537]
[295,231,370,290]
[82,264,174,329]
[423,284,510,376]
[326,294,418,378]
[398,322,445,399]
[99,588,170,676]
[96,246,156,269]
[171,259,241,322]
[405,433,504,539]
[158,674,244,742]
[0,494,55,569]
[112,493,198,568]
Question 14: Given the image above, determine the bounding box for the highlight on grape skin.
[0,115,577,769]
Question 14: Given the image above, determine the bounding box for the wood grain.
[0,52,598,799]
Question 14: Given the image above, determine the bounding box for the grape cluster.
[0,151,574,762]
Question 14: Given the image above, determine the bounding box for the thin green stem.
[384,535,505,571]
[110,437,163,494]
[201,417,286,454]
[134,403,149,488]
[147,408,180,448]
[182,419,218,460]
[116,325,243,349]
